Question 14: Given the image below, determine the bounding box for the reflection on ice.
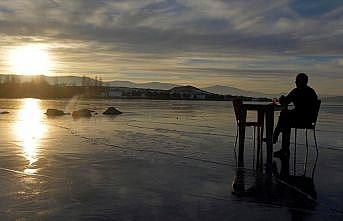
[14,98,45,172]
[23,168,39,175]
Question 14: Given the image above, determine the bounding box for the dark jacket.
[279,86,318,124]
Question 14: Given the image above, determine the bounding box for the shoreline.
[0,96,271,102]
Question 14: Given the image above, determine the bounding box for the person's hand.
[279,95,285,104]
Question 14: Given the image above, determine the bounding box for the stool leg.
[312,129,319,178]
[304,129,309,176]
[234,126,239,150]
[259,124,264,171]
[256,126,261,170]
[293,128,297,176]
[257,110,264,172]
[234,126,239,167]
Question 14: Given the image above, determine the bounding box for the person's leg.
[281,110,297,152]
[274,110,293,158]
[273,109,289,144]
[274,126,291,158]
[281,126,291,152]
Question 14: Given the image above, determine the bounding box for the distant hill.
[105,82,274,97]
[201,85,272,98]
[170,85,213,95]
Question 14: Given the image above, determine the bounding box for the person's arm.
[279,89,296,105]
[313,88,318,101]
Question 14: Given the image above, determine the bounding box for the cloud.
[0,0,342,94]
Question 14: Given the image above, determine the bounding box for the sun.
[8,44,52,75]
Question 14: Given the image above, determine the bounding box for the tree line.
[0,75,103,99]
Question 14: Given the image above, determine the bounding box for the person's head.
[295,73,308,88]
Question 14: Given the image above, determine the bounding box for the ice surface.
[0,98,342,220]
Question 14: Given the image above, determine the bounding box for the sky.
[0,0,342,95]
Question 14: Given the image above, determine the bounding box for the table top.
[242,103,286,111]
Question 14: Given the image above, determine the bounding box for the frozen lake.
[0,98,342,220]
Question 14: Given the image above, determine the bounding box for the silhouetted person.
[273,73,318,158]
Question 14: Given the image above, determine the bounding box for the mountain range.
[0,74,340,99]
[103,81,179,90]
[104,81,274,97]
[0,74,272,97]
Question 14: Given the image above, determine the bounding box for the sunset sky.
[0,0,342,95]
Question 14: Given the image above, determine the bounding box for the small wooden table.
[237,103,285,175]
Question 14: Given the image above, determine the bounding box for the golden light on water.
[14,99,46,172]
[8,44,53,75]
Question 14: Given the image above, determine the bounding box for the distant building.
[101,87,123,97]
[169,85,212,100]
[99,85,232,100]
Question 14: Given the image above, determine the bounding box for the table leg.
[257,110,264,170]
[238,108,247,167]
[265,108,274,175]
